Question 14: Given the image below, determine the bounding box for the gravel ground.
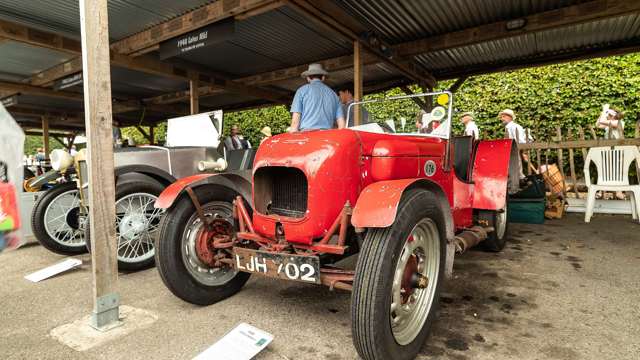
[1,213,638,360]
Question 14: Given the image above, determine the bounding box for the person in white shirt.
[459,112,479,140]
[500,109,527,179]
[500,109,526,144]
[596,104,624,139]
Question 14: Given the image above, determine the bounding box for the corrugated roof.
[0,0,214,40]
[336,0,587,43]
[414,13,640,76]
[0,0,639,129]
[0,41,75,81]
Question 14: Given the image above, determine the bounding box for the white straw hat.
[499,109,516,120]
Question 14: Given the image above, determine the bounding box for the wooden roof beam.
[0,18,81,54]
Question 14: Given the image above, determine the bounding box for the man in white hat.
[289,63,345,132]
[500,109,525,144]
[459,112,479,140]
[500,109,527,179]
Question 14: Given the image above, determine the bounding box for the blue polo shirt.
[290,79,343,130]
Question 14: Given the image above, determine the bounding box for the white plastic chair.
[584,146,640,223]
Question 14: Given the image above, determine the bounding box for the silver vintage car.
[31,111,254,271]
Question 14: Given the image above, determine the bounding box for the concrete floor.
[1,213,639,360]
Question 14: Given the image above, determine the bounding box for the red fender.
[155,174,215,209]
[155,171,252,209]
[351,179,454,242]
[471,139,518,210]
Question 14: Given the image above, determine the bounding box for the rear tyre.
[155,186,250,305]
[479,202,509,252]
[352,189,446,360]
[31,182,87,255]
[85,179,166,271]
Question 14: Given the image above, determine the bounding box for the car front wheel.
[155,186,250,305]
[351,189,445,360]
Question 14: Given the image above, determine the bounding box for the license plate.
[233,247,321,284]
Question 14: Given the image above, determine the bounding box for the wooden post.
[567,129,579,198]
[79,0,120,331]
[556,127,566,197]
[353,40,363,126]
[42,117,50,159]
[588,125,597,140]
[526,129,532,175]
[190,78,199,115]
[149,126,155,145]
[578,126,587,159]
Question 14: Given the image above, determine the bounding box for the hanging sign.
[159,19,235,60]
[0,95,17,107]
[53,73,83,91]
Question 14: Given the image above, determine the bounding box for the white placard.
[166,111,222,148]
[193,323,273,360]
[25,258,82,282]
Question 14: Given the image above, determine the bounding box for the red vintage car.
[154,92,519,360]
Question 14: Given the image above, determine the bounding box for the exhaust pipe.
[453,226,494,253]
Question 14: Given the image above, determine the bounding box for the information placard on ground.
[25,258,82,282]
[193,323,273,360]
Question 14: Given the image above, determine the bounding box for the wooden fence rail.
[515,124,640,199]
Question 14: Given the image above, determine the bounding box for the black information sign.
[159,19,235,60]
[1,95,17,107]
[54,73,83,91]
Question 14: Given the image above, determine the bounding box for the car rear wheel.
[479,201,509,252]
[352,189,445,360]
[155,186,250,305]
[31,182,87,255]
[85,180,165,271]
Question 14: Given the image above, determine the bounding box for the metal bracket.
[90,293,122,331]
[444,242,456,280]
[185,186,210,227]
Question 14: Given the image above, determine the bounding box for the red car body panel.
[251,129,482,244]
[471,139,515,210]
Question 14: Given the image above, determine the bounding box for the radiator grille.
[255,167,308,218]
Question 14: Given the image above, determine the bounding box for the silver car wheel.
[390,217,441,345]
[115,192,164,264]
[43,188,86,247]
[181,203,237,287]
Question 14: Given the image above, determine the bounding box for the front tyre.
[155,186,250,306]
[31,182,87,255]
[352,189,445,360]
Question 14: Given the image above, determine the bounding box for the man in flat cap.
[459,112,479,139]
[500,109,527,179]
[289,63,345,132]
[500,109,526,144]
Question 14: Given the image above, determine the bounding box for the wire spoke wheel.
[390,218,440,345]
[115,192,164,264]
[181,202,237,287]
[43,188,85,247]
